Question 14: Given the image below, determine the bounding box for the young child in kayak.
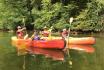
[16,26,26,39]
[31,30,40,40]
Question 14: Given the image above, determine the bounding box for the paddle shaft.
[65,17,73,56]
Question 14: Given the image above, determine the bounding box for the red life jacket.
[16,31,24,39]
[61,31,68,37]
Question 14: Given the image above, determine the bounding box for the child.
[31,30,40,40]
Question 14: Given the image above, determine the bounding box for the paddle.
[68,17,73,38]
[48,26,53,40]
[17,17,27,55]
[66,17,73,65]
[22,16,27,70]
[64,17,73,50]
[64,17,74,61]
[23,17,28,40]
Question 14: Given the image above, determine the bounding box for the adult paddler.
[16,26,26,39]
[61,28,69,39]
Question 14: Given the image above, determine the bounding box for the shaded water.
[0,32,104,70]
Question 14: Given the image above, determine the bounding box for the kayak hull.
[11,36,95,53]
[11,36,95,52]
[32,39,65,49]
[12,37,65,49]
[11,37,32,49]
[41,37,95,45]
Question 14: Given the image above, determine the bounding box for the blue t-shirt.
[34,35,40,40]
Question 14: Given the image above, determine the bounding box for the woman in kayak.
[61,28,69,39]
[16,26,26,39]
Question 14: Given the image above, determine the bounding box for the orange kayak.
[41,37,95,45]
[11,36,95,53]
[11,37,65,49]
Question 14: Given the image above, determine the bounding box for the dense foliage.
[0,0,104,32]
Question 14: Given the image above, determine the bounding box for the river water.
[0,32,104,70]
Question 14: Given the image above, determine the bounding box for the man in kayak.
[16,26,26,39]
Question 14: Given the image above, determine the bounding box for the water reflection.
[28,48,65,61]
[69,45,95,53]
[26,44,95,61]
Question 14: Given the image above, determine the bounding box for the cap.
[63,28,66,31]
[17,26,21,29]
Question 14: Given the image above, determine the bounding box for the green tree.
[0,0,104,32]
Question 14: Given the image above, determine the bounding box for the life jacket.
[16,31,24,39]
[61,31,68,37]
[42,31,49,37]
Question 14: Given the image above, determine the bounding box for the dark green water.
[0,32,104,70]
